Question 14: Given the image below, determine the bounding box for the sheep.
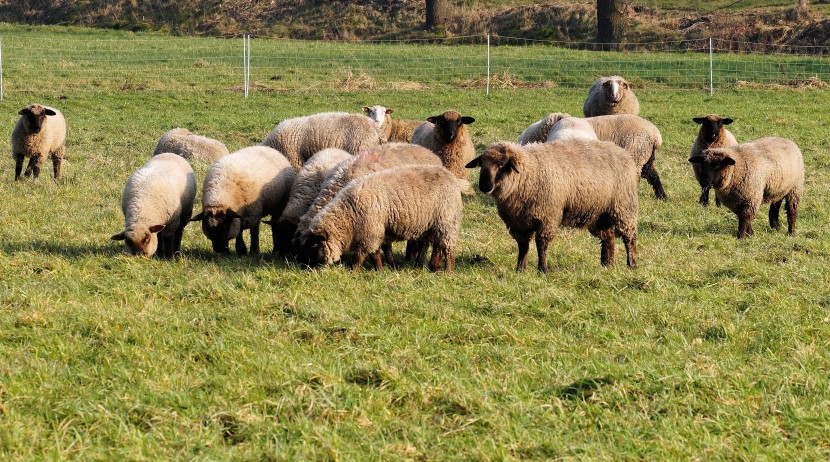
[272,148,353,251]
[690,115,738,207]
[517,112,572,145]
[152,128,229,162]
[583,75,640,117]
[362,105,425,143]
[411,109,475,179]
[465,140,639,272]
[110,153,196,258]
[12,103,67,180]
[292,143,444,264]
[303,165,463,272]
[581,114,667,200]
[546,117,599,141]
[261,111,386,170]
[688,137,803,239]
[190,146,296,255]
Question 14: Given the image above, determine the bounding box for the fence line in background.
[1,32,830,95]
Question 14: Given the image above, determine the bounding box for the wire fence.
[2,31,830,98]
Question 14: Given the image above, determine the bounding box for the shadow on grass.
[1,239,120,259]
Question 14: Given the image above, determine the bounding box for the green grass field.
[1,25,830,460]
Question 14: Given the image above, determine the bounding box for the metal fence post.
[243,35,250,98]
[486,33,490,97]
[1,36,4,100]
[709,37,714,96]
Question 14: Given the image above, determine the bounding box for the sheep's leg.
[417,241,430,267]
[24,155,40,178]
[235,230,248,255]
[785,191,800,235]
[698,186,711,207]
[737,208,756,239]
[372,250,384,270]
[382,242,395,268]
[769,200,783,231]
[514,234,532,272]
[404,241,416,262]
[249,224,260,254]
[642,158,667,201]
[350,252,367,270]
[52,148,64,179]
[444,247,455,273]
[622,233,637,268]
[428,245,444,272]
[535,234,549,273]
[715,194,722,208]
[14,154,24,180]
[599,228,616,267]
[162,234,176,259]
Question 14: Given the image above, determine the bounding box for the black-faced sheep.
[303,165,463,272]
[153,128,230,162]
[111,153,197,258]
[583,76,640,117]
[411,109,475,179]
[191,146,296,254]
[517,112,572,145]
[688,137,803,239]
[261,112,386,170]
[690,115,738,207]
[466,140,639,272]
[12,104,67,180]
[362,105,424,143]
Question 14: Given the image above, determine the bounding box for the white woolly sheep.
[411,109,475,179]
[690,115,738,207]
[261,111,386,170]
[517,112,572,145]
[111,153,197,258]
[582,114,667,200]
[191,146,296,254]
[583,76,640,117]
[688,137,803,239]
[12,103,67,180]
[546,117,599,141]
[465,140,639,272]
[152,128,230,162]
[303,165,463,272]
[362,105,425,143]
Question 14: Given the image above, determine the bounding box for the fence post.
[486,33,490,97]
[243,35,250,98]
[1,35,4,100]
[709,37,713,96]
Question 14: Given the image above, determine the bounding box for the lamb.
[12,103,67,180]
[411,109,475,179]
[516,112,572,145]
[272,148,353,251]
[110,153,196,258]
[690,115,738,207]
[190,146,296,254]
[362,105,425,143]
[546,117,599,141]
[688,137,803,239]
[152,128,230,162]
[261,111,386,170]
[465,140,639,272]
[581,114,667,200]
[303,165,463,272]
[583,75,640,117]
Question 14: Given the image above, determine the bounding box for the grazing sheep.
[191,146,296,254]
[303,165,463,272]
[517,112,572,145]
[111,153,196,258]
[546,117,599,141]
[583,114,667,200]
[688,137,803,239]
[292,143,443,262]
[583,76,640,117]
[272,148,353,251]
[690,115,738,207]
[411,109,475,179]
[261,111,386,170]
[465,140,639,272]
[152,128,230,162]
[362,105,425,143]
[12,103,67,180]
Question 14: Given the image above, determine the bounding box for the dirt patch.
[735,75,829,89]
[459,71,553,89]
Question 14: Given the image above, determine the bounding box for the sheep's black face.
[428,111,474,143]
[688,154,736,189]
[197,210,240,253]
[694,116,733,144]
[304,233,332,267]
[18,105,56,134]
[467,144,519,195]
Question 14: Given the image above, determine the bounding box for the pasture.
[1,25,830,460]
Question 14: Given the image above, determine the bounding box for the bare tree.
[425,0,448,30]
[596,0,627,45]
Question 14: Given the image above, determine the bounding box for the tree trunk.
[425,0,448,30]
[596,0,626,45]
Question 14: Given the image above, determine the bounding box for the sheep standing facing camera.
[690,115,738,207]
[411,109,475,179]
[12,104,67,180]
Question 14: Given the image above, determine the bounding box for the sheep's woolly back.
[390,119,425,143]
[308,165,463,264]
[121,153,196,237]
[411,110,475,178]
[279,148,353,227]
[517,112,572,145]
[262,112,386,170]
[584,115,662,168]
[547,117,598,141]
[153,128,230,162]
[583,76,640,117]
[11,104,67,160]
[202,146,296,228]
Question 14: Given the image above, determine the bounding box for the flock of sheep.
[11,75,805,272]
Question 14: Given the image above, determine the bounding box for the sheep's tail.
[457,178,475,196]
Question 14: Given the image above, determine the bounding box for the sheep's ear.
[688,156,704,164]
[226,210,243,219]
[361,106,370,112]
[386,108,394,114]
[692,117,705,124]
[721,157,736,166]
[149,224,165,234]
[461,116,475,125]
[18,108,29,116]
[722,118,733,125]
[44,109,57,116]
[190,212,205,222]
[111,231,126,241]
[426,116,439,124]
[507,158,521,174]
[465,156,482,168]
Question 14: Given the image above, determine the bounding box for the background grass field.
[1,25,830,460]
